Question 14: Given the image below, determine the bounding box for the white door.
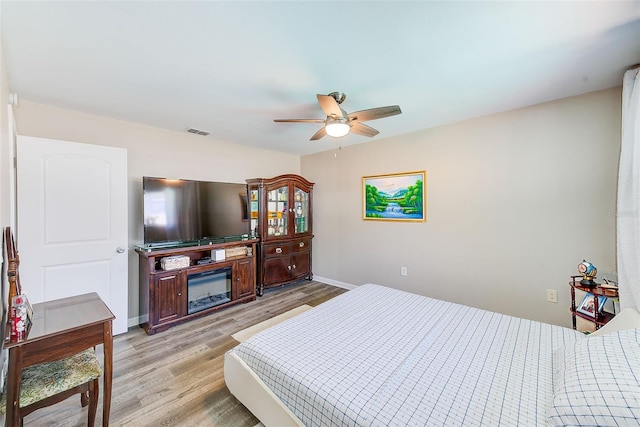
[17,135,128,335]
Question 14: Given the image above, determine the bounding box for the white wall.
[0,4,12,400]
[12,101,301,326]
[0,6,11,234]
[302,88,621,327]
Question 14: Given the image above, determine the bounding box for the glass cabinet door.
[293,186,310,234]
[266,185,289,237]
[249,188,259,237]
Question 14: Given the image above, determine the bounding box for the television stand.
[136,239,258,335]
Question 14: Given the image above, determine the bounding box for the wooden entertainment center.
[136,239,258,335]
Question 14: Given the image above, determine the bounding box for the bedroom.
[0,1,639,425]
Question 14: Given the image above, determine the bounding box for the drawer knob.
[299,242,305,247]
[275,247,282,254]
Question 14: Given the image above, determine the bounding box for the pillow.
[549,329,640,426]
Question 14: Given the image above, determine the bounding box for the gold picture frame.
[576,293,607,318]
[363,171,426,221]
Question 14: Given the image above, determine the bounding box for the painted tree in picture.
[363,171,425,221]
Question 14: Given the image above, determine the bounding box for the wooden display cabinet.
[137,239,258,334]
[246,174,314,295]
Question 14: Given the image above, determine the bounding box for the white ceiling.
[2,1,639,156]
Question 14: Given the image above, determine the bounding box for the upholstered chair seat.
[0,348,102,424]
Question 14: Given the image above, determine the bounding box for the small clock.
[578,260,597,286]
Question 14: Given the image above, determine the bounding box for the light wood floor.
[25,280,347,427]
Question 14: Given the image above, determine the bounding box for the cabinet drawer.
[264,244,291,257]
[291,238,311,253]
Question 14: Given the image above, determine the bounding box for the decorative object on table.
[160,255,191,270]
[10,293,32,341]
[576,293,607,317]
[601,275,619,290]
[225,246,248,258]
[577,260,597,286]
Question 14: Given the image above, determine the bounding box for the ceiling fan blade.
[348,105,402,122]
[274,119,325,123]
[310,127,327,141]
[317,94,344,118]
[350,122,379,137]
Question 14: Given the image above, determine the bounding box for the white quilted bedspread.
[230,284,583,426]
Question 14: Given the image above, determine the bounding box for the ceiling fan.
[274,92,402,141]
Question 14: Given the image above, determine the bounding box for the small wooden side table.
[3,292,115,426]
[569,276,619,330]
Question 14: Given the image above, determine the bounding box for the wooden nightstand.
[569,275,619,331]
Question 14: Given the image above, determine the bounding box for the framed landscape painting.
[363,171,426,222]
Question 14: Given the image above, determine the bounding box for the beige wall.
[302,88,621,327]
[3,84,622,329]
[12,101,301,325]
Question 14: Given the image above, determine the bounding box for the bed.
[224,284,640,426]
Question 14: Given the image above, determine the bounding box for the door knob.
[116,247,126,253]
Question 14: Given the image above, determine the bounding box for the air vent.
[186,127,210,136]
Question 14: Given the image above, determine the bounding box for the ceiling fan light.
[325,120,350,138]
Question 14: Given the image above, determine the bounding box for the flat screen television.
[143,177,249,247]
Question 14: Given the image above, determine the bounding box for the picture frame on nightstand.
[576,293,607,318]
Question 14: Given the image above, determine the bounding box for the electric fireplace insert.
[187,267,232,314]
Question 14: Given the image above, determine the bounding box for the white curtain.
[617,67,640,311]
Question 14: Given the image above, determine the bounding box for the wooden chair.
[1,227,102,426]
[5,227,21,314]
[0,350,102,425]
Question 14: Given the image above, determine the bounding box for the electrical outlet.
[400,266,408,277]
[546,289,558,303]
